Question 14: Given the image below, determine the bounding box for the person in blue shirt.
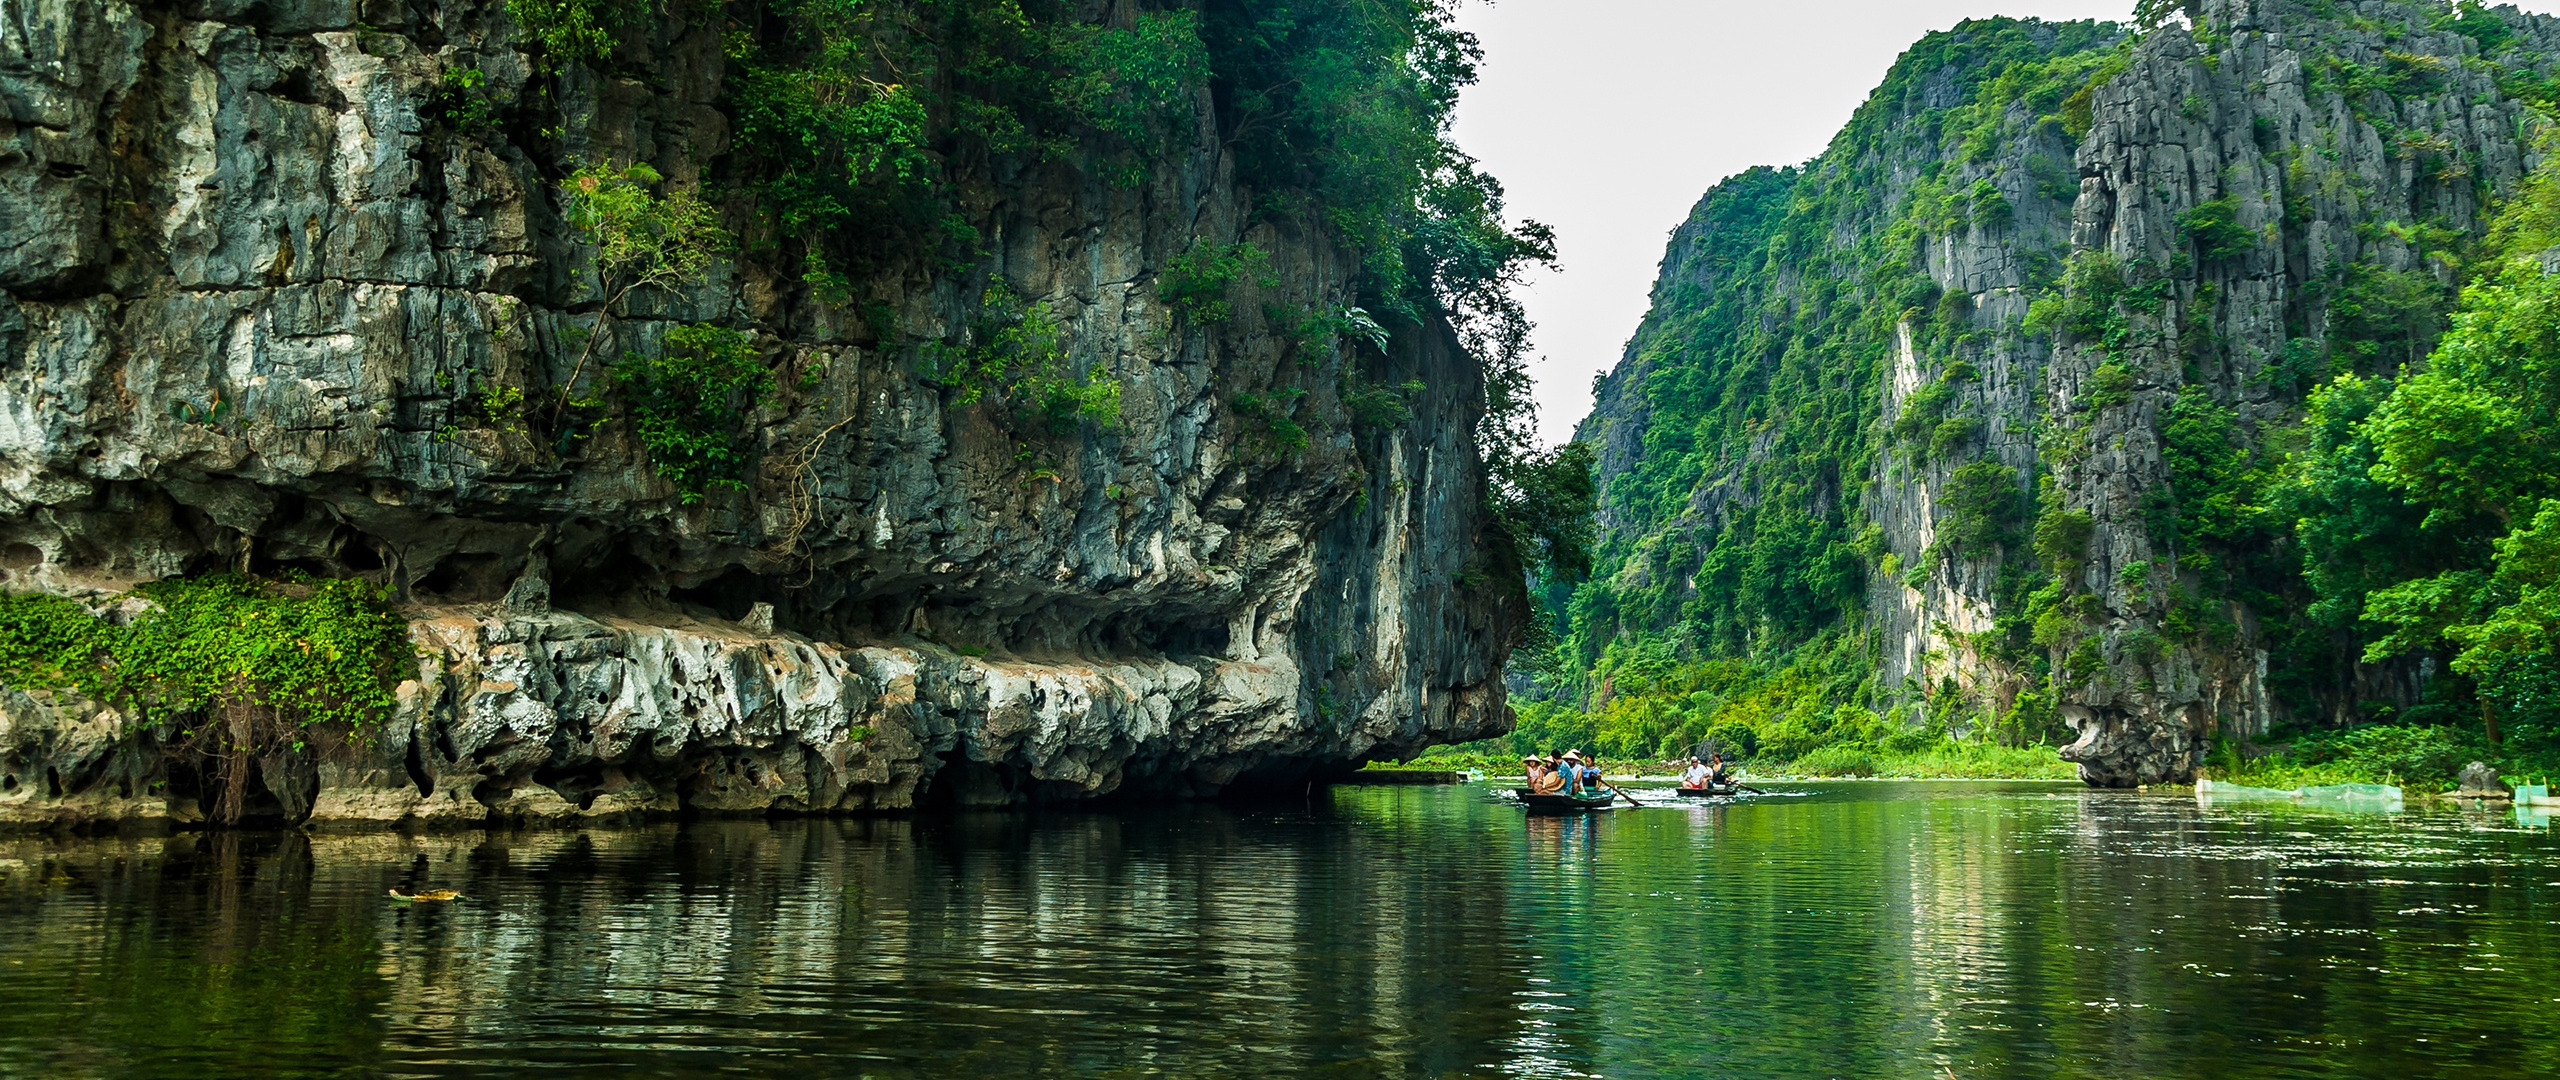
[1559,750,1605,797]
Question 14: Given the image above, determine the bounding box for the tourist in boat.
[1522,756,1549,791]
[1707,754,1732,788]
[1533,753,1568,795]
[1681,757,1711,790]
[1567,750,1603,797]
[1559,751,1588,796]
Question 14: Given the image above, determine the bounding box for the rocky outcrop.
[1579,0,2560,785]
[0,0,1521,827]
[2457,761,2507,797]
[2044,0,2537,784]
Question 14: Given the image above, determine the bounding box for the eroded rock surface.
[2043,0,2533,785]
[1579,0,2558,786]
[0,0,1520,826]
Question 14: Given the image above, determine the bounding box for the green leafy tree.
[2443,502,2560,724]
[556,162,730,419]
[2283,147,2560,756]
[506,0,645,64]
[728,0,1207,271]
[2133,0,2200,32]
[2160,387,2264,550]
[1198,0,1557,427]
[1940,461,2023,557]
[2346,252,2560,735]
[924,282,1121,436]
[2176,197,2253,262]
[1495,442,1598,582]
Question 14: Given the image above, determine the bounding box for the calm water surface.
[1,782,2556,1079]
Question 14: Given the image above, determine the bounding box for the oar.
[1602,780,1641,807]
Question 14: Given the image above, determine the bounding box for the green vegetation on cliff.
[704,0,1556,393]
[512,0,1584,569]
[1523,2,2560,787]
[1506,18,2124,773]
[0,577,408,734]
[2256,141,2560,788]
[720,0,1206,265]
[0,576,411,819]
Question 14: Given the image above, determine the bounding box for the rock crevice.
[0,0,1521,827]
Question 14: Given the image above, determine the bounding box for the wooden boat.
[1675,783,1740,798]
[1513,788,1617,811]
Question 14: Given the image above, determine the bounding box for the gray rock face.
[1580,0,2555,786]
[2048,0,2537,785]
[0,0,1521,827]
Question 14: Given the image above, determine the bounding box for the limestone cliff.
[1576,0,2560,784]
[0,0,1524,827]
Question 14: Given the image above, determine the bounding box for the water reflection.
[1,784,2557,1079]
[0,804,1529,1080]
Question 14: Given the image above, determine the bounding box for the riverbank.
[2198,723,2560,794]
[1377,720,2560,791]
[1372,738,2077,781]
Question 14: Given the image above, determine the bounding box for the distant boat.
[1513,788,1617,812]
[1675,783,1740,798]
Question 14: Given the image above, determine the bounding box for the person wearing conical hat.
[1535,752,1568,794]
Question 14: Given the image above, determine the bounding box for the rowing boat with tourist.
[1676,754,1741,797]
[1511,748,1767,809]
[1516,750,1632,811]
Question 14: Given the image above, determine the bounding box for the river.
[0,781,2553,1078]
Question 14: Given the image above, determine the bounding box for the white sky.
[1452,0,2560,444]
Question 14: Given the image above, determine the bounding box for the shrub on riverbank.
[0,574,411,822]
[1790,744,1878,777]
[1834,740,2075,779]
[2204,722,2560,791]
[1458,635,2077,780]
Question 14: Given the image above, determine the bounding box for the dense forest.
[1494,0,2560,789]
